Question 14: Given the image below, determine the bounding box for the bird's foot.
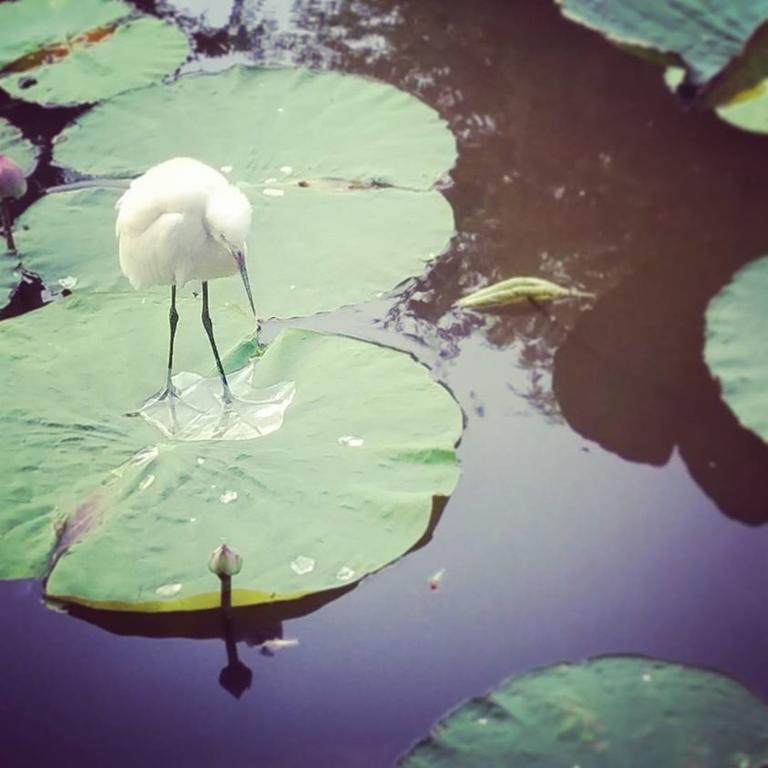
[156,383,181,402]
[211,392,263,439]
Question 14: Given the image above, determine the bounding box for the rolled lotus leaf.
[456,276,593,309]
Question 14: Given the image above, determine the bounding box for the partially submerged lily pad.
[0,1,190,106]
[456,276,592,309]
[705,254,768,445]
[0,292,462,611]
[399,656,768,766]
[0,118,38,177]
[556,0,768,90]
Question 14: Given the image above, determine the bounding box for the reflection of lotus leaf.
[0,0,190,106]
[399,656,768,766]
[0,293,461,612]
[705,254,768,444]
[557,0,768,88]
[0,118,38,177]
[46,67,455,316]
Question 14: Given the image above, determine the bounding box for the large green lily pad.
[705,254,768,445]
[44,67,455,316]
[556,0,768,89]
[0,292,461,611]
[400,657,768,766]
[0,1,190,107]
[54,66,455,187]
[0,118,38,177]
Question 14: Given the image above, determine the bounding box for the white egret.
[116,157,256,405]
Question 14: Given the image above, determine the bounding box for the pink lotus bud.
[0,155,26,200]
[208,543,242,577]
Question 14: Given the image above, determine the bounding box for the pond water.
[3,0,768,765]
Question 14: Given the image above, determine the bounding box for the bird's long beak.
[234,249,256,318]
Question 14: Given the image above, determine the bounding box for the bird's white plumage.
[115,157,252,289]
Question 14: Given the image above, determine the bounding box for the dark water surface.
[3,0,768,765]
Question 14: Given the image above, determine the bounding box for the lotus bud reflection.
[208,543,242,577]
[0,155,26,201]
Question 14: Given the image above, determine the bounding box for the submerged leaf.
[0,0,190,106]
[399,657,768,766]
[0,292,462,611]
[705,254,768,445]
[456,276,593,309]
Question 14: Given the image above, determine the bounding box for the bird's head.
[205,184,256,316]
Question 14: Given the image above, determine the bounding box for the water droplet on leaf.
[291,555,315,575]
[155,583,182,597]
[58,276,78,290]
[336,566,355,581]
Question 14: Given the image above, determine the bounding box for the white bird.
[115,157,256,404]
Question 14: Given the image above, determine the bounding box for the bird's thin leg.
[201,282,233,404]
[158,285,180,400]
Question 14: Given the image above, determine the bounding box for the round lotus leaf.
[0,4,190,107]
[54,66,455,189]
[557,0,768,87]
[0,292,461,611]
[0,118,38,177]
[705,255,768,444]
[400,657,768,767]
[43,68,455,316]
